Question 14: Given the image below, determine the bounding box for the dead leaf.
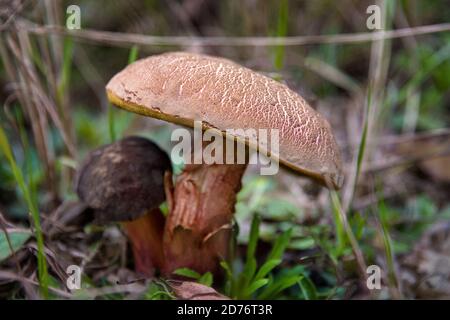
[170,281,230,300]
[402,221,450,298]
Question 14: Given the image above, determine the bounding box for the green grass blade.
[331,191,346,255]
[244,278,269,298]
[298,275,318,300]
[253,259,281,282]
[58,38,74,98]
[352,88,372,201]
[267,227,292,261]
[246,215,260,262]
[0,124,49,298]
[356,88,371,173]
[258,274,301,300]
[237,215,261,295]
[239,257,257,296]
[128,45,139,64]
[330,189,367,279]
[375,182,401,296]
[273,0,289,70]
[220,260,233,296]
[108,103,116,142]
[14,108,38,203]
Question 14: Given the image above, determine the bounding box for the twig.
[341,128,450,150]
[0,270,72,298]
[363,148,450,174]
[0,211,25,274]
[17,21,450,47]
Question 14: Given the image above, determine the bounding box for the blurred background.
[0,0,449,299]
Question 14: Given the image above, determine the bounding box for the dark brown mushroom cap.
[75,136,171,223]
[106,52,343,188]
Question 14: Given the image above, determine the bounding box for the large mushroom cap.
[75,136,172,222]
[106,52,343,188]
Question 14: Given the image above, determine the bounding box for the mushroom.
[106,52,343,274]
[75,136,171,277]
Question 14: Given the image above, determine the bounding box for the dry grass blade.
[0,210,25,273]
[303,56,362,94]
[342,0,395,213]
[342,128,450,150]
[75,283,146,299]
[4,31,57,199]
[363,148,450,174]
[5,30,77,158]
[0,270,72,298]
[19,21,450,47]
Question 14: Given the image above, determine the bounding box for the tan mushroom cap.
[106,52,343,188]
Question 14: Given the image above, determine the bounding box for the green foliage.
[384,194,449,254]
[389,36,450,131]
[221,215,315,299]
[235,176,301,230]
[0,230,31,262]
[74,108,133,150]
[144,281,175,300]
[173,268,214,287]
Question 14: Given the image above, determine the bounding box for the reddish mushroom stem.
[122,208,165,277]
[163,162,247,275]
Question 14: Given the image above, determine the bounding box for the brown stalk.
[122,208,165,277]
[163,140,248,275]
[163,162,246,275]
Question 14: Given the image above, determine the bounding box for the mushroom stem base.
[163,163,247,275]
[122,208,165,277]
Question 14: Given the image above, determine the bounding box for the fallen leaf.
[170,281,230,300]
[402,222,450,298]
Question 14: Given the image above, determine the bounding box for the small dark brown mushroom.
[75,136,171,277]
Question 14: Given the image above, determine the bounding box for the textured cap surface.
[75,136,172,222]
[106,52,343,188]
